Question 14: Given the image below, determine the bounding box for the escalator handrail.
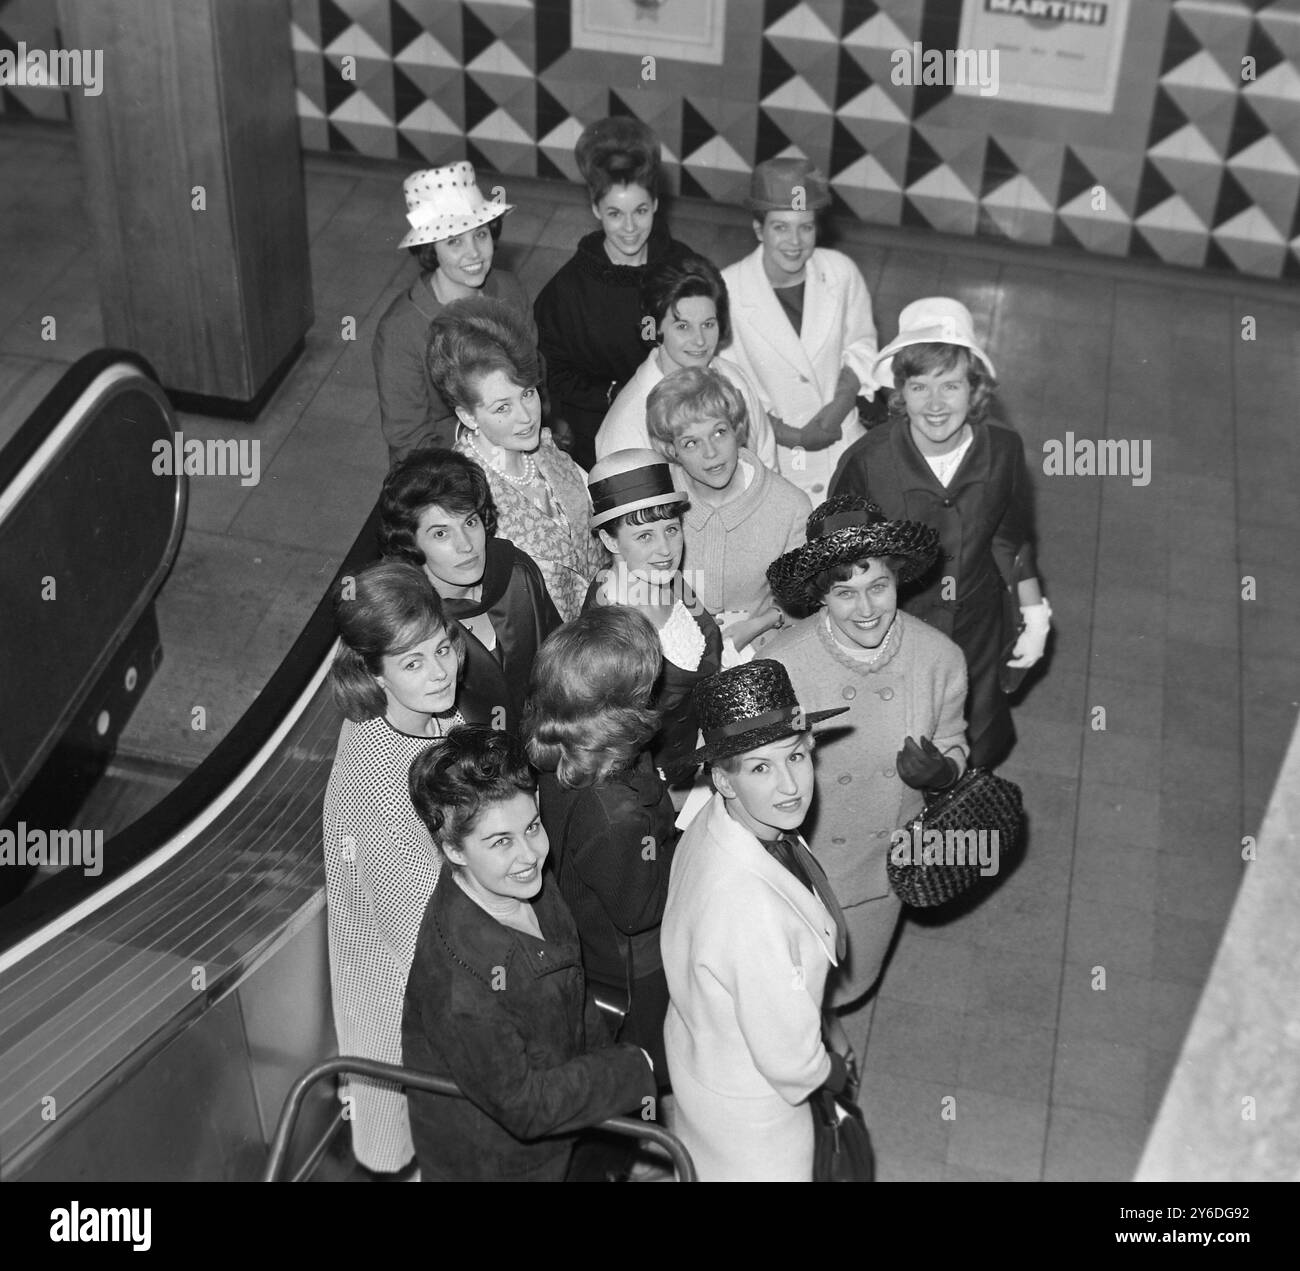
[262,1055,697,1183]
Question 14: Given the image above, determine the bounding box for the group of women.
[323,115,1054,1181]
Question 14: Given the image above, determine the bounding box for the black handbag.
[811,1088,874,1182]
[887,767,1025,907]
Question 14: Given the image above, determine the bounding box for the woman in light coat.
[661,660,851,1181]
[721,158,879,502]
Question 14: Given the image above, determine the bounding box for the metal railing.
[263,1056,696,1182]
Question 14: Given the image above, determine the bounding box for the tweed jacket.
[758,609,968,905]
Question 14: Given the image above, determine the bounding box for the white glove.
[1007,599,1051,669]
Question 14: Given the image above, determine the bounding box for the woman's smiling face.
[824,560,898,650]
[444,790,549,904]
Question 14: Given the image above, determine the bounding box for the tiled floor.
[2,119,1297,1182]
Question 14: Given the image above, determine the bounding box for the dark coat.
[533,219,694,468]
[829,418,1037,765]
[537,753,677,1072]
[439,537,562,724]
[581,577,723,786]
[402,868,656,1181]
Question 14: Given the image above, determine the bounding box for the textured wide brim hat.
[588,448,685,528]
[874,296,996,383]
[691,659,847,765]
[745,156,831,214]
[767,494,940,614]
[398,161,513,250]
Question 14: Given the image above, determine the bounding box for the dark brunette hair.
[426,297,540,415]
[641,253,731,347]
[380,447,498,565]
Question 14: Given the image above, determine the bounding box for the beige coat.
[661,792,839,1181]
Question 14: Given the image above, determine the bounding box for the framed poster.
[572,0,727,66]
[956,0,1131,112]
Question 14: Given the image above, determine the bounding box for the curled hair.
[425,297,540,415]
[641,253,731,347]
[521,607,662,788]
[887,343,995,427]
[600,499,688,539]
[410,215,503,274]
[408,725,536,865]
[577,116,661,205]
[807,556,905,610]
[646,365,749,454]
[329,560,466,722]
[380,447,498,566]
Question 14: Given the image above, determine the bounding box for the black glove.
[896,736,958,791]
[820,1050,851,1096]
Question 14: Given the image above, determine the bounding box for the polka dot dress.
[321,713,460,1173]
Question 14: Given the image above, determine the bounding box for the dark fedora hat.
[766,495,939,614]
[691,659,847,766]
[745,157,830,214]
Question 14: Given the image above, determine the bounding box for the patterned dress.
[321,712,460,1172]
[456,429,607,622]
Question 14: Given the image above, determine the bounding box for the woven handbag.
[811,1089,874,1182]
[887,767,1025,908]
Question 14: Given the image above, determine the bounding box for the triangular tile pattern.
[274,0,1299,276]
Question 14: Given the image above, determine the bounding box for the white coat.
[721,245,879,500]
[593,349,778,470]
[661,791,839,1181]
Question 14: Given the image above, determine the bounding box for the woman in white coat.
[660,660,852,1181]
[721,158,879,502]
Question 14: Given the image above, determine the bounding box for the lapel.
[733,247,818,381]
[798,250,838,365]
[890,418,992,497]
[705,794,839,965]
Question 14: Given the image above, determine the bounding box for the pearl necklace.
[472,433,537,486]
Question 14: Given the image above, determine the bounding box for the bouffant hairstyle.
[379,447,499,566]
[521,607,662,789]
[887,343,995,427]
[411,215,503,274]
[328,560,466,722]
[426,297,540,416]
[807,556,907,609]
[408,725,536,866]
[577,115,662,205]
[646,365,749,455]
[641,253,731,347]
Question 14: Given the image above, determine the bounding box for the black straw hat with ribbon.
[691,660,847,766]
[766,495,940,615]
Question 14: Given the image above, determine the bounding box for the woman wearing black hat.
[660,660,851,1181]
[534,116,695,470]
[760,496,969,1046]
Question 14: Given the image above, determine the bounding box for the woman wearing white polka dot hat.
[373,161,537,465]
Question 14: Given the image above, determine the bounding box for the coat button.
[882,767,896,778]
[812,483,825,494]
[838,774,852,785]
[832,836,846,845]
[799,374,810,383]
[842,686,857,700]
[879,687,894,700]
[942,498,953,507]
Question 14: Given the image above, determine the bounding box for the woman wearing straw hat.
[534,116,695,470]
[721,157,880,502]
[660,660,852,1181]
[829,298,1051,768]
[373,161,534,465]
[426,297,606,623]
[760,496,969,1046]
[584,447,742,787]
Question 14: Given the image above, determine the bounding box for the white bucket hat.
[874,297,996,383]
[398,161,513,250]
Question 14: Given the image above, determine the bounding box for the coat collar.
[680,450,767,531]
[440,537,514,618]
[888,417,991,496]
[699,792,839,965]
[730,246,839,372]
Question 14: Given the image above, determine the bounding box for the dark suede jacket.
[402,868,655,1181]
[440,537,562,725]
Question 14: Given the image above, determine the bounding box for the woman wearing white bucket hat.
[372,161,536,465]
[830,297,1051,768]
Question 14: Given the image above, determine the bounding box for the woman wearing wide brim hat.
[373,160,537,465]
[660,659,853,1181]
[582,448,732,787]
[533,116,696,470]
[758,494,969,1049]
[829,297,1051,770]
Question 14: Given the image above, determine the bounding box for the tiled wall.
[4,1,1298,278]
